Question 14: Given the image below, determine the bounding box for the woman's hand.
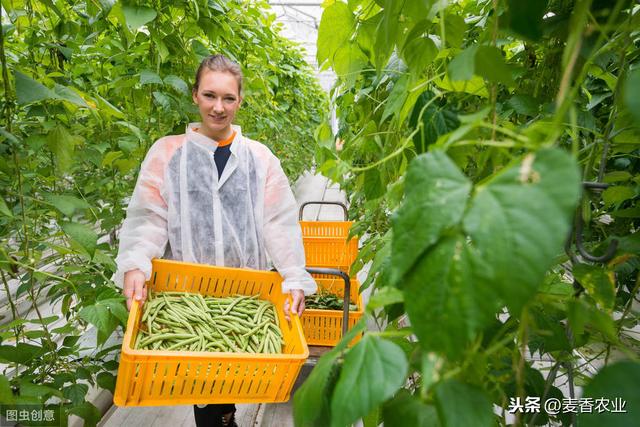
[123,269,147,311]
[284,289,305,321]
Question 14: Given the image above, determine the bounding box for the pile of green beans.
[134,292,284,353]
[305,291,358,311]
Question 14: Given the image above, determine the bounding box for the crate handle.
[299,201,348,221]
[305,267,351,337]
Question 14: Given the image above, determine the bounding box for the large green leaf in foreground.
[578,361,640,427]
[396,148,580,357]
[390,151,471,285]
[464,148,581,314]
[331,335,408,427]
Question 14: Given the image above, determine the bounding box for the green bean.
[166,336,199,351]
[134,291,283,354]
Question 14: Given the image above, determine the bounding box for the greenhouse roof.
[268,1,335,92]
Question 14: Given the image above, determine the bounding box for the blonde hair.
[193,54,243,95]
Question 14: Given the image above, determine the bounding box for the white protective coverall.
[113,122,317,296]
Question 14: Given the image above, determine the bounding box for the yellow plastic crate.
[113,259,309,407]
[302,278,364,347]
[300,220,358,272]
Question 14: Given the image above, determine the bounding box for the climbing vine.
[296,1,639,426]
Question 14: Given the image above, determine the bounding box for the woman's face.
[192,70,242,140]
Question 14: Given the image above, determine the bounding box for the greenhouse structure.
[0,1,638,426]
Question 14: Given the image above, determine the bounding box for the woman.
[114,54,317,427]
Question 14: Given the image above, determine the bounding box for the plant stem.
[514,308,529,426]
[489,0,499,141]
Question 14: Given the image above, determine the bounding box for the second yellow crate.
[300,220,358,272]
[302,278,364,347]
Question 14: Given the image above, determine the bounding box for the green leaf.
[382,76,409,123]
[390,151,472,285]
[0,375,14,404]
[25,134,47,152]
[52,84,89,107]
[568,298,609,340]
[76,367,93,381]
[603,171,632,183]
[44,194,90,217]
[14,71,56,104]
[102,151,123,167]
[61,222,98,258]
[67,401,101,426]
[122,4,157,30]
[506,0,548,41]
[611,206,640,218]
[573,264,615,312]
[317,2,354,66]
[152,91,171,109]
[443,14,466,48]
[24,330,47,339]
[383,389,440,427]
[19,380,63,399]
[115,121,145,142]
[98,0,116,13]
[191,39,211,59]
[602,186,636,207]
[97,372,116,393]
[367,286,404,310]
[421,353,441,394]
[409,91,460,154]
[355,12,381,61]
[362,406,380,427]
[294,349,341,427]
[331,335,408,427]
[0,126,21,146]
[164,75,189,94]
[78,302,119,345]
[62,335,81,347]
[464,149,581,314]
[140,69,163,85]
[95,94,125,119]
[434,379,493,427]
[333,43,368,79]
[507,95,540,116]
[399,78,428,127]
[623,67,640,126]
[363,168,385,200]
[435,75,489,97]
[475,46,514,85]
[612,129,640,145]
[0,343,45,364]
[0,197,13,217]
[578,361,640,427]
[448,45,477,81]
[294,319,367,426]
[402,37,438,73]
[528,306,573,353]
[403,235,498,358]
[115,158,139,174]
[47,126,82,173]
[374,0,403,71]
[99,297,129,325]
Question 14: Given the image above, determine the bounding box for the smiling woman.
[114,54,317,427]
[0,0,327,423]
